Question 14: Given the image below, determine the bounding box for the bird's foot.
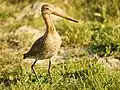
[44,73,52,84]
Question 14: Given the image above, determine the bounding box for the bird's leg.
[48,59,51,74]
[31,60,39,81]
[48,56,54,74]
[47,57,54,84]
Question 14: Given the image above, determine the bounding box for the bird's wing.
[26,35,45,56]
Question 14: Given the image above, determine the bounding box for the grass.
[0,0,120,90]
[1,55,120,90]
[89,24,120,56]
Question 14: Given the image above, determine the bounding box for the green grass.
[1,54,120,90]
[56,21,94,47]
[0,0,120,90]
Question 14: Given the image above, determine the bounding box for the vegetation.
[0,0,120,90]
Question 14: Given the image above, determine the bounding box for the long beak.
[52,12,78,23]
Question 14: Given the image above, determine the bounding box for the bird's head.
[41,4,53,15]
[41,4,78,23]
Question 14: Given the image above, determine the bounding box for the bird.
[23,4,78,81]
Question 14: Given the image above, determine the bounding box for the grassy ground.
[0,0,120,90]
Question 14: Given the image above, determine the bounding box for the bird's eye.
[46,8,49,9]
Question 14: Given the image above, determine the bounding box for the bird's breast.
[42,32,62,58]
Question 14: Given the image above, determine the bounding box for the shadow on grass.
[63,69,89,80]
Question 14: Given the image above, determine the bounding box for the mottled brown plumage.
[23,4,78,81]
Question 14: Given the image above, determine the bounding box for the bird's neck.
[42,14,56,33]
